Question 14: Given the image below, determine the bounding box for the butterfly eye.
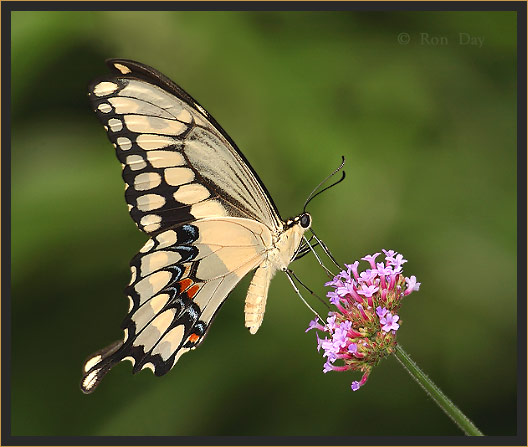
[300,213,311,229]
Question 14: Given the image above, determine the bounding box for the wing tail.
[80,339,123,394]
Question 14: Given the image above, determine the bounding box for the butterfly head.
[286,212,311,230]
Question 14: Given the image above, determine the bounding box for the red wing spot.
[189,333,199,343]
[186,284,200,299]
[178,278,193,292]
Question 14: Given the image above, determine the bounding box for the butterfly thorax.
[244,212,311,334]
[272,212,312,271]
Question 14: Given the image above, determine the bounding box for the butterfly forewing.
[88,62,282,234]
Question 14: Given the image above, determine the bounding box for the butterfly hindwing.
[81,217,273,393]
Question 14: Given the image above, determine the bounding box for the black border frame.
[2,1,526,446]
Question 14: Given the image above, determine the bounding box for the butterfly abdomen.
[244,262,276,334]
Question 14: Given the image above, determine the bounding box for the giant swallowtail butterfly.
[80,59,314,393]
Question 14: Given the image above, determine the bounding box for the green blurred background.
[10,10,517,437]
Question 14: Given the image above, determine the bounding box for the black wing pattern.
[81,59,282,393]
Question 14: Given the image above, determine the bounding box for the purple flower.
[380,312,400,332]
[391,253,408,271]
[320,338,339,362]
[357,284,379,298]
[362,253,381,269]
[327,291,341,306]
[377,263,393,276]
[326,315,337,331]
[382,249,397,258]
[324,277,344,288]
[338,269,352,283]
[333,321,352,348]
[305,316,323,333]
[376,306,388,318]
[308,249,418,391]
[405,275,421,295]
[323,360,334,373]
[336,280,356,298]
[345,261,360,280]
[358,270,376,284]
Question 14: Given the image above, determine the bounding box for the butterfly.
[80,59,315,393]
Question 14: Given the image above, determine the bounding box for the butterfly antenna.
[284,269,324,321]
[309,229,341,270]
[302,235,335,279]
[303,156,346,213]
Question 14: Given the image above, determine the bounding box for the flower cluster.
[306,250,420,391]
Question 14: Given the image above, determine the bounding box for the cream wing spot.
[84,355,102,373]
[131,293,170,333]
[173,183,210,205]
[140,238,155,253]
[146,151,185,168]
[117,137,132,151]
[140,251,182,276]
[144,223,161,233]
[136,194,166,212]
[164,167,195,186]
[82,370,99,392]
[113,63,132,74]
[140,214,162,232]
[190,200,227,219]
[155,230,177,249]
[124,115,186,135]
[93,81,119,97]
[136,134,178,150]
[129,266,137,285]
[108,97,142,114]
[134,172,162,191]
[150,293,170,314]
[134,270,172,305]
[98,103,112,113]
[126,155,147,171]
[152,325,185,360]
[152,309,176,335]
[177,109,192,123]
[123,355,136,366]
[118,80,179,110]
[108,118,123,132]
[142,362,156,372]
[134,309,176,351]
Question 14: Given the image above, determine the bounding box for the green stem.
[393,344,484,436]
